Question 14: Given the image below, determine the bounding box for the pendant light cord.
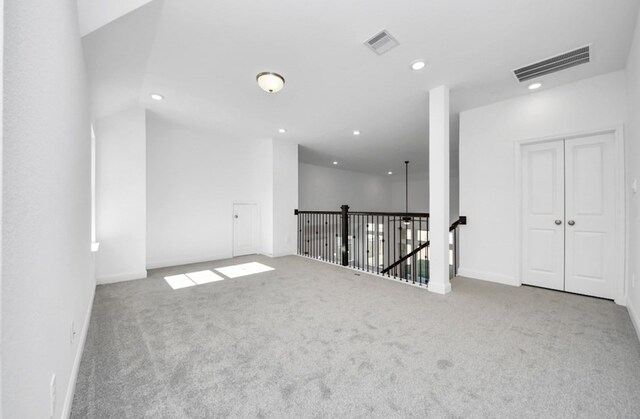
[405,161,409,214]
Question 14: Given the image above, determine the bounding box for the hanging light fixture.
[256,72,285,93]
[402,161,412,225]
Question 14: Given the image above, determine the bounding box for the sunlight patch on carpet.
[164,274,197,290]
[164,270,225,289]
[215,262,274,278]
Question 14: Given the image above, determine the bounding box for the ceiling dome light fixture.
[528,82,542,90]
[333,161,338,165]
[388,171,393,175]
[256,72,285,93]
[150,93,164,101]
[411,60,426,71]
[353,130,361,136]
[278,128,287,133]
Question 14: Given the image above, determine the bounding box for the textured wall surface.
[625,8,640,334]
[459,71,627,286]
[146,114,273,268]
[95,106,147,283]
[2,0,95,417]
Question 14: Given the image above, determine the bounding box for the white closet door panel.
[564,133,616,299]
[521,141,565,290]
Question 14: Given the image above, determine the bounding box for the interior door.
[233,203,258,256]
[564,133,616,299]
[521,141,565,290]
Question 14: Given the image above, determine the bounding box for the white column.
[428,86,451,294]
[272,140,299,257]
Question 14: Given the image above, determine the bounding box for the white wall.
[299,163,459,223]
[390,172,429,213]
[459,71,627,286]
[626,8,640,336]
[390,173,458,221]
[273,141,299,257]
[299,163,394,211]
[146,114,274,267]
[95,107,147,283]
[2,1,95,417]
[76,0,154,36]
[0,0,4,410]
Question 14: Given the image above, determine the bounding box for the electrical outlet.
[50,374,56,418]
[632,179,638,194]
[70,321,76,345]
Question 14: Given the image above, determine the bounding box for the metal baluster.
[365,215,369,272]
[412,217,417,284]
[353,215,357,269]
[323,213,326,261]
[454,227,458,277]
[304,214,308,256]
[392,216,396,279]
[356,214,359,270]
[364,215,368,272]
[422,216,426,285]
[386,216,390,277]
[376,215,379,275]
[357,214,361,270]
[361,214,364,270]
[332,212,335,264]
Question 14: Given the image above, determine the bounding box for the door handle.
[567,220,575,226]
[555,220,562,225]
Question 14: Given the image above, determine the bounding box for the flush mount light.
[388,171,393,175]
[353,130,361,136]
[278,128,287,133]
[256,72,285,93]
[150,93,164,101]
[411,60,426,70]
[528,82,542,90]
[333,161,338,165]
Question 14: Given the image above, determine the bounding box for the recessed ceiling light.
[388,171,393,175]
[278,128,287,133]
[256,72,285,93]
[333,161,338,165]
[150,93,164,101]
[528,82,542,90]
[411,60,426,71]
[353,130,361,136]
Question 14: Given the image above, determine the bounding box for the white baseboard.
[61,285,95,418]
[428,281,452,295]
[457,268,519,287]
[264,251,296,258]
[628,296,640,343]
[96,269,147,285]
[146,254,232,270]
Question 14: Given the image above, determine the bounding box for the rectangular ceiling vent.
[364,29,399,55]
[513,45,591,82]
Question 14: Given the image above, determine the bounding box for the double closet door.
[521,133,617,299]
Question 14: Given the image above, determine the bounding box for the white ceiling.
[82,0,640,175]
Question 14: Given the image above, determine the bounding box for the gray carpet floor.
[71,255,640,418]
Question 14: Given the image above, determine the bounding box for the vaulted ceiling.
[81,0,640,174]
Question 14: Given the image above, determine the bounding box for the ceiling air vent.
[364,29,399,55]
[513,45,591,82]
